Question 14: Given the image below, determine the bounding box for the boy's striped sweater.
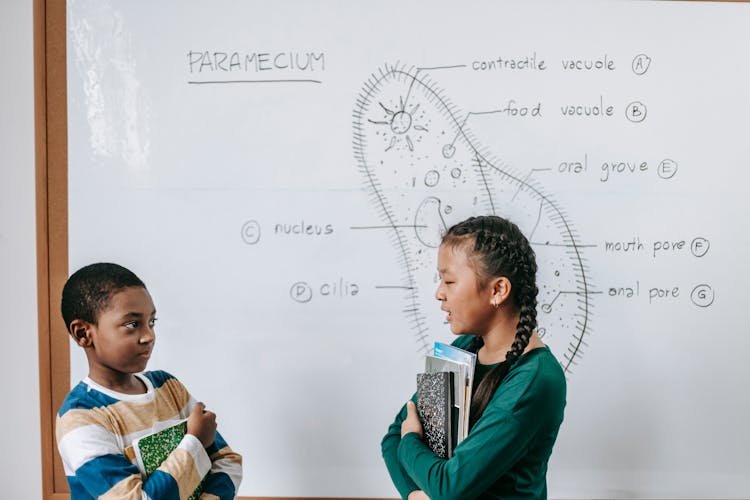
[56,370,242,499]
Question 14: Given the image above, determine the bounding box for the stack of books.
[416,342,476,458]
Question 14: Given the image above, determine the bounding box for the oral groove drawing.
[353,63,594,373]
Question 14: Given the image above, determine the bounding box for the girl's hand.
[401,400,423,438]
[407,490,430,500]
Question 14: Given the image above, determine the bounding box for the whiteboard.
[66,0,750,497]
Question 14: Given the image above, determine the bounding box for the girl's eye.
[149,318,158,328]
[124,321,138,329]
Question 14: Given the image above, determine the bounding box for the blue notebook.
[434,341,476,439]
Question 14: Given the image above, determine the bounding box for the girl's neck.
[477,312,520,364]
[477,311,544,364]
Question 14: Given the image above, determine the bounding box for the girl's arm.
[381,394,421,499]
[397,363,562,500]
[398,408,531,500]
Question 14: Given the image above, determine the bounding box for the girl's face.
[435,243,496,336]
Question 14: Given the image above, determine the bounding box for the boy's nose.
[435,284,445,301]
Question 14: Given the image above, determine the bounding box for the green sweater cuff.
[383,432,420,498]
[397,432,432,479]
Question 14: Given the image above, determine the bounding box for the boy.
[56,263,242,499]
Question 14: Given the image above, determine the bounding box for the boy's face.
[75,286,157,382]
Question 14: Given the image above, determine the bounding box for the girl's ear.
[69,319,93,348]
[490,276,512,307]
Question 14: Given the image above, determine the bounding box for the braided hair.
[442,215,539,428]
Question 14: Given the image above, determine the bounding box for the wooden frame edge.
[36,0,70,496]
[34,0,53,496]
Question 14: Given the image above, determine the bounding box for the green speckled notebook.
[132,419,204,500]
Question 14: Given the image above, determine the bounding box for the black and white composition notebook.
[416,371,455,459]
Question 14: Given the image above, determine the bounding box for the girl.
[382,215,566,500]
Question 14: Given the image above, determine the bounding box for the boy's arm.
[198,431,243,499]
[181,396,242,499]
[57,412,210,499]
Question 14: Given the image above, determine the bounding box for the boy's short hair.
[61,263,146,330]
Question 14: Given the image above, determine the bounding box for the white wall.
[0,0,42,497]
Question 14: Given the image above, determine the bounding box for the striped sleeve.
[144,372,243,498]
[56,376,210,500]
[146,433,211,499]
[57,413,210,500]
[200,431,243,499]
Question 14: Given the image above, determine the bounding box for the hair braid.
[443,216,539,428]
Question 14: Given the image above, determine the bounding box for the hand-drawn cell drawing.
[353,63,593,373]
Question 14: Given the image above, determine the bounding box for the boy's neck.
[88,372,147,395]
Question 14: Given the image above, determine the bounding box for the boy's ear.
[69,319,93,348]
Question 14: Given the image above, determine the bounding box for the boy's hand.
[401,400,423,438]
[408,490,430,500]
[187,402,217,448]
